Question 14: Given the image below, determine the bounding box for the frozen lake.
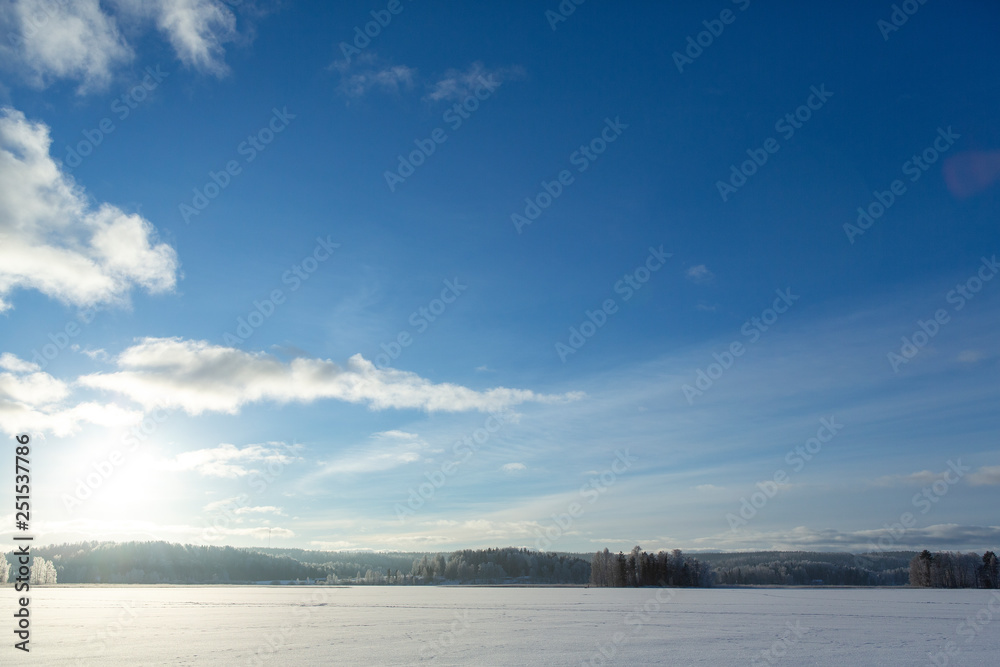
[24,586,1000,665]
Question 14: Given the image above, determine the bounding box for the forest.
[0,542,589,585]
[705,550,913,586]
[2,542,997,588]
[589,547,712,587]
[907,550,999,588]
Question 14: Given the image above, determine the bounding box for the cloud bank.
[80,337,584,415]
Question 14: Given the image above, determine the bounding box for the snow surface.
[22,586,1000,665]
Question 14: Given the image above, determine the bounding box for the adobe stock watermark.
[24,303,102,372]
[717,84,832,202]
[581,584,678,666]
[682,288,799,404]
[751,620,809,666]
[510,117,628,234]
[374,278,467,369]
[62,404,175,511]
[878,0,931,41]
[545,0,587,31]
[180,107,296,224]
[726,417,843,531]
[672,0,751,73]
[336,0,413,65]
[858,459,969,562]
[844,126,959,244]
[555,246,671,362]
[384,75,502,192]
[927,590,1000,667]
[417,610,472,661]
[222,236,339,346]
[534,449,636,551]
[886,255,996,372]
[394,408,516,523]
[201,443,302,542]
[63,66,169,168]
[72,600,140,666]
[245,588,331,666]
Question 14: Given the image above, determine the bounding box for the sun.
[77,446,171,524]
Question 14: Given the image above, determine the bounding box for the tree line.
[908,550,999,588]
[410,547,589,584]
[1,542,589,585]
[7,541,995,588]
[3,541,329,584]
[589,547,712,587]
[708,551,912,586]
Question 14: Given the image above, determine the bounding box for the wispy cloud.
[424,61,523,102]
[0,0,252,92]
[690,524,1000,552]
[869,469,945,487]
[307,430,428,479]
[0,352,141,436]
[203,497,284,515]
[968,465,1000,486]
[0,352,38,373]
[957,349,985,363]
[330,53,415,97]
[162,442,301,478]
[685,264,714,284]
[147,0,239,76]
[331,57,522,102]
[79,337,583,415]
[0,0,132,93]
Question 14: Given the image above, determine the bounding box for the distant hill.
[2,542,590,585]
[2,542,924,586]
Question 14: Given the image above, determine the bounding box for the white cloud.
[1,0,249,92]
[232,505,283,515]
[79,337,583,415]
[0,354,142,436]
[0,107,179,312]
[685,264,714,284]
[202,525,294,540]
[425,61,523,102]
[501,462,526,473]
[1,0,133,94]
[968,465,1000,486]
[74,345,109,361]
[374,429,421,440]
[150,0,238,76]
[162,442,300,478]
[203,497,285,515]
[0,352,39,373]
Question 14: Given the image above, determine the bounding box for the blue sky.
[1,0,998,554]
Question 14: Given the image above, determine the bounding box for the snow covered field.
[23,586,1000,666]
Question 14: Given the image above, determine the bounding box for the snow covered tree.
[29,557,57,584]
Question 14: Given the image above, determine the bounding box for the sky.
[0,0,998,555]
